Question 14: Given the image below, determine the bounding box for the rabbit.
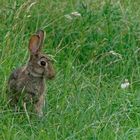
[7,30,55,117]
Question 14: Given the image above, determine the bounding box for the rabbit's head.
[27,30,55,79]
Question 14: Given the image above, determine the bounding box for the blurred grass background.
[1,0,140,139]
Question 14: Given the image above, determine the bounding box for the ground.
[1,0,140,140]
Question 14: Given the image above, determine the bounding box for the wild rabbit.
[7,30,55,117]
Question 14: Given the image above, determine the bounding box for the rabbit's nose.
[40,61,46,66]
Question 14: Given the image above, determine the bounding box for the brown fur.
[7,30,55,116]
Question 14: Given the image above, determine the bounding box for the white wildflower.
[64,14,73,20]
[121,79,130,89]
[64,11,81,20]
[71,11,81,17]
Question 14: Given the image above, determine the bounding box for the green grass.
[1,0,140,139]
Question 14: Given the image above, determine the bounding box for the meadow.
[1,0,140,139]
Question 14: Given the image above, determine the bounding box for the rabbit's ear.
[36,30,44,49]
[29,35,40,54]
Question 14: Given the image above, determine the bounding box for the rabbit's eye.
[40,61,46,66]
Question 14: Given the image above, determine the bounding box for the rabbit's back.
[8,67,23,91]
[8,66,45,103]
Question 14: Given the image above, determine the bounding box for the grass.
[1,0,140,139]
